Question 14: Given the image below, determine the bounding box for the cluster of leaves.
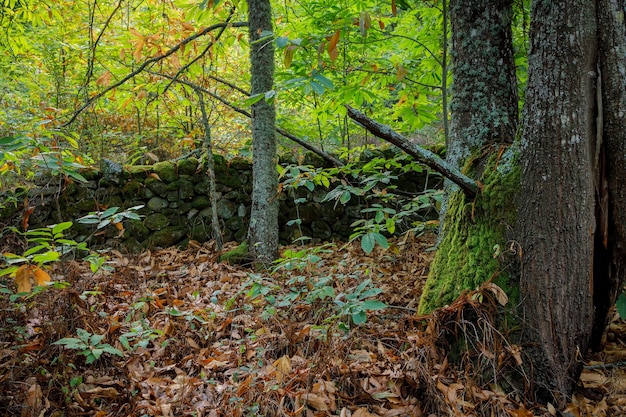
[279,147,442,253]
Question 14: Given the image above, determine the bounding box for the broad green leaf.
[352,311,367,325]
[361,233,375,254]
[361,300,387,310]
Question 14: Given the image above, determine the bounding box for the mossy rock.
[418,147,520,314]
[229,156,252,170]
[302,151,325,167]
[144,213,170,231]
[218,241,250,264]
[145,177,168,196]
[122,180,143,196]
[124,219,150,241]
[178,180,195,200]
[147,197,169,212]
[152,161,178,183]
[177,157,199,176]
[220,174,242,189]
[146,226,186,248]
[125,165,153,178]
[213,153,227,172]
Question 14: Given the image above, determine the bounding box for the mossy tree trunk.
[419,0,519,313]
[417,0,626,407]
[247,0,279,264]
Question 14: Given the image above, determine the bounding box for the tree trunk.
[247,0,279,264]
[517,0,597,405]
[593,0,626,348]
[419,0,518,313]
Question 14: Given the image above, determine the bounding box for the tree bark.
[517,0,597,405]
[247,0,279,264]
[593,0,626,348]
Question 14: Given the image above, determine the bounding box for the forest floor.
[1,233,625,417]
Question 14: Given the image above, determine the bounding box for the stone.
[311,219,332,240]
[124,219,150,240]
[145,177,168,197]
[146,226,186,248]
[152,161,178,183]
[229,156,251,170]
[216,199,237,219]
[177,180,194,200]
[147,197,169,212]
[144,213,170,230]
[101,158,124,185]
[177,157,198,176]
[191,195,211,209]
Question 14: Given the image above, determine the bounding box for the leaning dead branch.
[346,105,478,197]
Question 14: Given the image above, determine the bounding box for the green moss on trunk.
[418,148,520,314]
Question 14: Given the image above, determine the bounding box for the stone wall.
[1,153,441,251]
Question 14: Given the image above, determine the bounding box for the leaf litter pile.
[1,234,625,416]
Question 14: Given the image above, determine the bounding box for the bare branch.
[149,71,345,168]
[63,11,247,127]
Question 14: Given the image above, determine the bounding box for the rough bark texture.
[593,0,626,348]
[247,0,279,264]
[447,0,518,168]
[517,1,597,405]
[420,0,518,312]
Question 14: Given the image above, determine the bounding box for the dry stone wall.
[1,153,441,251]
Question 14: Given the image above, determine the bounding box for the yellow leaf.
[396,65,408,81]
[32,266,51,286]
[284,45,296,68]
[272,355,291,384]
[15,264,32,293]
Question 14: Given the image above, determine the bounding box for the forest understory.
[0,234,624,417]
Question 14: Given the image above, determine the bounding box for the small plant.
[53,328,124,364]
[1,222,85,294]
[77,205,144,237]
[332,278,387,331]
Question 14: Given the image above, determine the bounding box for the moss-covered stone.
[125,165,153,178]
[418,147,520,314]
[177,157,199,176]
[178,180,195,200]
[229,156,252,170]
[124,219,150,241]
[146,226,186,247]
[123,180,143,196]
[152,161,178,183]
[144,213,171,230]
[147,196,169,212]
[218,241,249,264]
[145,177,168,196]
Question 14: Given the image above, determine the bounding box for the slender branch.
[63,15,248,127]
[345,105,478,197]
[195,88,223,250]
[149,71,345,168]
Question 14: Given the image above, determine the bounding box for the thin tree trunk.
[247,0,279,264]
[517,0,597,405]
[195,89,223,250]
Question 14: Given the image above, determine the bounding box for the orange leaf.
[96,71,112,87]
[15,265,32,293]
[327,29,341,56]
[391,0,397,16]
[22,206,34,231]
[378,19,385,30]
[32,266,51,286]
[148,173,162,181]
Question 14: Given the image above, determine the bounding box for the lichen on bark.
[418,146,520,314]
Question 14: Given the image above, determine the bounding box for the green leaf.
[373,233,389,249]
[361,300,387,311]
[51,222,73,236]
[102,344,124,356]
[32,251,60,264]
[352,311,367,325]
[361,233,375,254]
[617,292,626,319]
[53,337,88,350]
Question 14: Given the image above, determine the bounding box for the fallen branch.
[346,105,478,197]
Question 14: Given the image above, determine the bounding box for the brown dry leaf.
[483,282,509,305]
[15,264,32,293]
[23,377,43,417]
[353,408,379,417]
[301,393,330,411]
[273,355,291,384]
[96,71,112,87]
[579,370,607,388]
[32,266,51,286]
